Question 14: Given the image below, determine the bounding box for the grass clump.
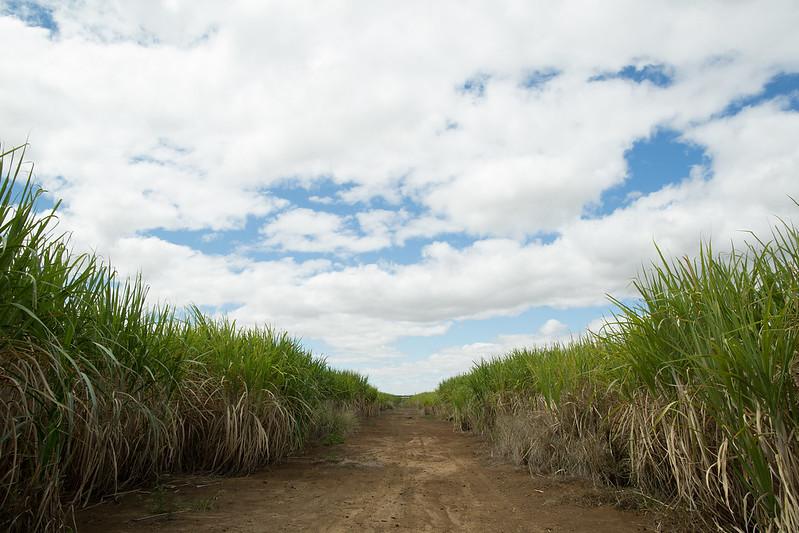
[429,212,799,530]
[312,400,359,446]
[0,145,384,531]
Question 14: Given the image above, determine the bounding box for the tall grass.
[0,144,383,531]
[426,214,799,530]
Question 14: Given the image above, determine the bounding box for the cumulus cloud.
[2,0,798,392]
[260,208,393,254]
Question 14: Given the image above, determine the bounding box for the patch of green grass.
[321,432,346,446]
[312,401,359,446]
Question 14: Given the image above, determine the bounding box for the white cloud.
[538,318,569,337]
[260,208,397,254]
[308,195,335,205]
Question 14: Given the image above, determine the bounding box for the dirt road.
[77,408,650,532]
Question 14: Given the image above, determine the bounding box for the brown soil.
[76,408,652,532]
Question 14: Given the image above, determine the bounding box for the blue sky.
[2,1,799,393]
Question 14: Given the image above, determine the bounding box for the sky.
[1,1,798,394]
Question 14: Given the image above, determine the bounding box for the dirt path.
[77,408,651,532]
